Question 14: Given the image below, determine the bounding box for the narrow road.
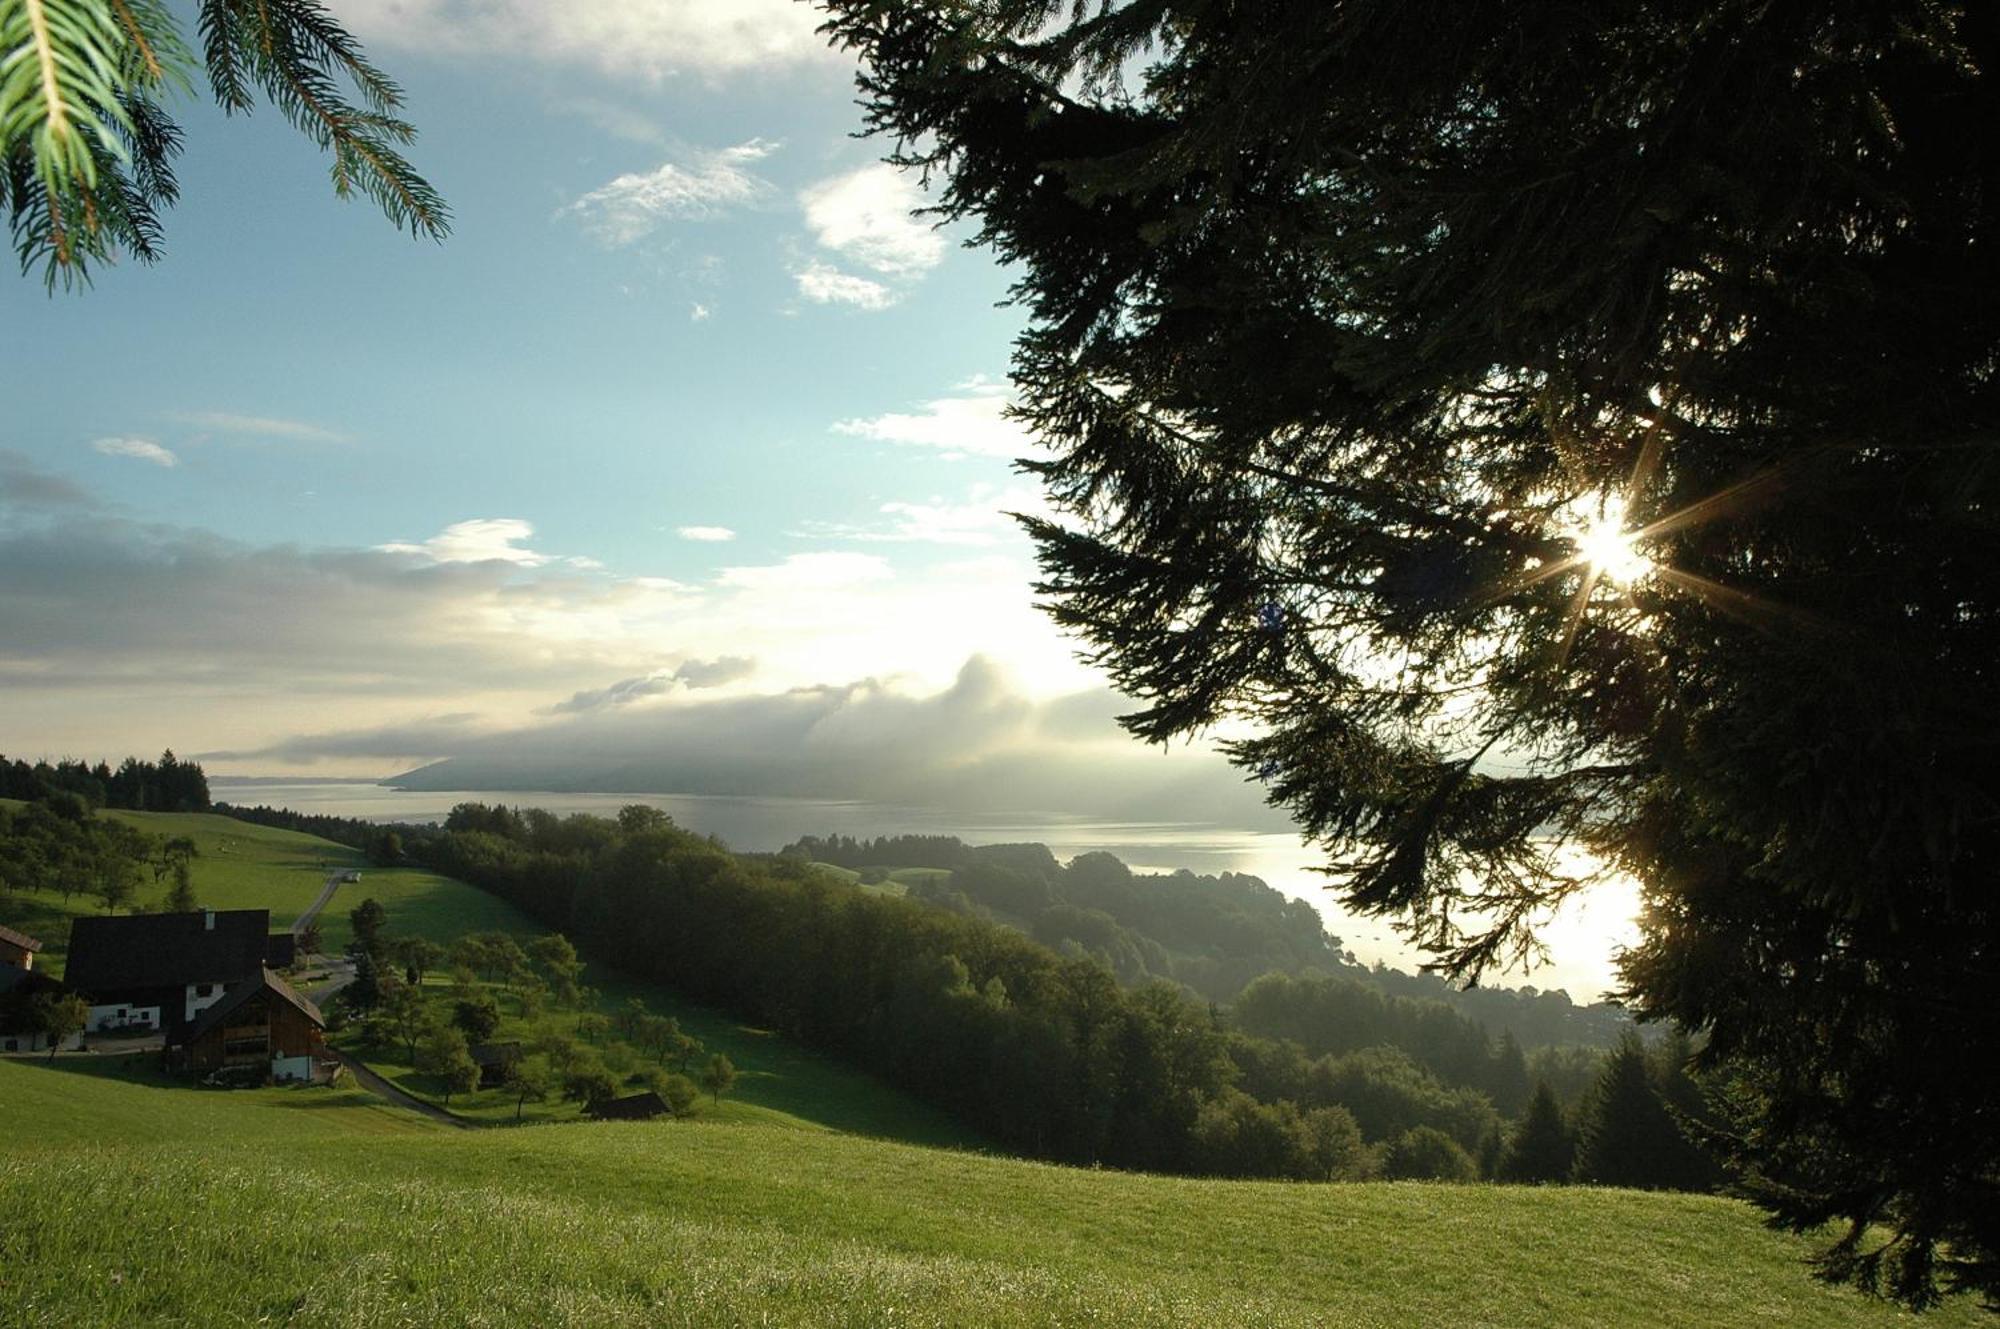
[333,1050,471,1130]
[293,870,347,938]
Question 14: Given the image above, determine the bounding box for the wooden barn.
[469,1041,522,1088]
[588,1091,670,1121]
[174,968,328,1082]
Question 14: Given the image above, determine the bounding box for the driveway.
[332,1050,471,1130]
[293,870,348,938]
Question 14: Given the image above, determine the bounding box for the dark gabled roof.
[65,910,273,996]
[469,1041,521,1067]
[588,1091,670,1121]
[176,968,324,1047]
[0,923,44,953]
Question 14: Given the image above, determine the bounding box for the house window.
[195,984,214,998]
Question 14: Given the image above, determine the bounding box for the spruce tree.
[820,0,2000,1305]
[1,0,447,289]
[1499,1081,1574,1185]
[164,860,197,913]
[1573,1039,1687,1191]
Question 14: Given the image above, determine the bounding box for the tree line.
[358,803,1721,1188]
[783,832,1632,1048]
[0,751,210,814]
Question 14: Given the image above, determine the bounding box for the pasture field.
[0,1055,1975,1329]
[0,809,973,1147]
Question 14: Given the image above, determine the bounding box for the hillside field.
[0,1056,1975,1328]
[0,809,975,1148]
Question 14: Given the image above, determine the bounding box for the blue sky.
[3,1,1148,772]
[0,0,1644,993]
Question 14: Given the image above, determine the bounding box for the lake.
[209,779,1634,998]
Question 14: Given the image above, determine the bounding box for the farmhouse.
[175,968,327,1082]
[64,909,300,1038]
[0,923,42,971]
[0,967,80,1054]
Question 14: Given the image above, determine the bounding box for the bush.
[1382,1127,1478,1182]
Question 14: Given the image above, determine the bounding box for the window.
[195,984,214,998]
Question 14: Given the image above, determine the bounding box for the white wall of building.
[86,1002,161,1033]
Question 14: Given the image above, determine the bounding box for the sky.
[3,1,1110,770]
[0,0,1639,993]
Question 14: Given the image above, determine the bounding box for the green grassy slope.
[14,811,523,977]
[0,1056,1971,1329]
[1,810,974,1148]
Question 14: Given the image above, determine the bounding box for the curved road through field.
[332,1050,470,1129]
[293,870,347,938]
[303,947,470,1131]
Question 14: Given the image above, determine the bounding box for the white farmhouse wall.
[87,1002,161,1033]
[271,1054,313,1083]
[184,981,230,1023]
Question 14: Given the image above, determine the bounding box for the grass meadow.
[0,1055,1977,1328]
[0,808,974,1147]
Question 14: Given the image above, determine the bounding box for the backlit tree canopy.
[0,0,445,287]
[821,0,1997,1307]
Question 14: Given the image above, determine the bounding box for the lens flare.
[1570,500,1653,586]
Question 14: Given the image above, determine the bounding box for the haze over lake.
[211,778,1637,999]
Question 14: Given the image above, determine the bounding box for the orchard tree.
[820,0,1999,1306]
[503,1056,552,1123]
[700,1053,737,1106]
[1,0,446,288]
[31,990,87,1058]
[348,898,387,959]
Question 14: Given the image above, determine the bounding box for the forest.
[370,802,1717,1188]
[0,751,210,814]
[783,832,1632,1048]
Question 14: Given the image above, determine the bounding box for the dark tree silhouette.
[818,0,2000,1306]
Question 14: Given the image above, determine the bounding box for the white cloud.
[550,97,667,145]
[379,518,558,567]
[91,437,178,468]
[677,525,735,542]
[716,552,892,590]
[800,164,944,277]
[332,0,836,80]
[169,411,346,443]
[690,303,712,323]
[793,261,896,311]
[798,485,1051,547]
[564,140,778,246]
[833,379,1039,459]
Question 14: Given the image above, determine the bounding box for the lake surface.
[210,779,1633,998]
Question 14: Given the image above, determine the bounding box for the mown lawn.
[0,1056,1977,1328]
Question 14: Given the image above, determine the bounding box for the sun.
[1569,499,1654,587]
